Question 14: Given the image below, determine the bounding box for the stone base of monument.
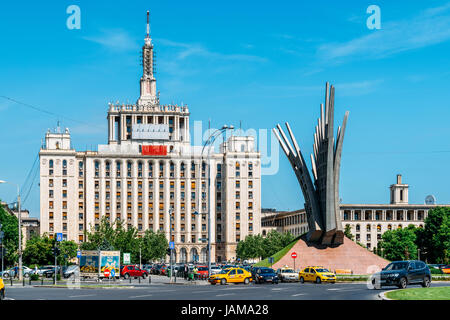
[272,235,389,275]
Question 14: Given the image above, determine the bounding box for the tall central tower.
[138,11,157,106]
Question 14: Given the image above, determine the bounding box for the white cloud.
[157,38,267,63]
[318,3,450,62]
[83,29,139,51]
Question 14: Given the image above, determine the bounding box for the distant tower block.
[273,82,349,245]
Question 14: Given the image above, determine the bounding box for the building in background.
[261,175,450,251]
[39,13,261,263]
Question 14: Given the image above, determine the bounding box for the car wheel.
[24,273,30,279]
[220,278,227,285]
[124,273,130,279]
[315,277,321,284]
[3,273,9,279]
[398,277,407,289]
[244,278,250,285]
[421,276,431,288]
[300,277,304,283]
[142,273,147,279]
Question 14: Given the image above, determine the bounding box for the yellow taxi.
[299,266,336,284]
[0,278,5,300]
[209,267,253,285]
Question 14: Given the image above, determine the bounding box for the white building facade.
[261,175,450,251]
[39,14,261,263]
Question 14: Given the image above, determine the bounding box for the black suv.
[371,260,431,289]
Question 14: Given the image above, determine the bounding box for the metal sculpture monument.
[273,83,349,245]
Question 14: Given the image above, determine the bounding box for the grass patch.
[253,235,302,268]
[386,286,450,300]
[336,275,369,282]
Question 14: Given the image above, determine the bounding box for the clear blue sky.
[1,1,450,217]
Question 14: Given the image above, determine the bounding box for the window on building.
[49,212,54,220]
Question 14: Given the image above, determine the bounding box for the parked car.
[1,266,34,278]
[160,265,168,276]
[120,265,148,279]
[0,278,4,300]
[209,267,253,285]
[299,266,336,284]
[277,267,299,282]
[63,265,79,278]
[43,266,62,278]
[370,260,431,289]
[195,266,209,278]
[254,267,279,284]
[36,266,55,276]
[210,266,222,275]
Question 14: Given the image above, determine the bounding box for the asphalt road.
[4,281,450,300]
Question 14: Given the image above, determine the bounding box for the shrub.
[30,273,40,281]
[430,268,443,274]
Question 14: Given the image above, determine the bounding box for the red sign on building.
[141,145,167,156]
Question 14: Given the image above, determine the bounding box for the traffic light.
[52,247,60,256]
[166,248,171,256]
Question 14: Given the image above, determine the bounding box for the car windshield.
[198,267,208,271]
[384,262,408,271]
[218,269,230,274]
[260,268,274,274]
[315,268,330,273]
[282,269,295,273]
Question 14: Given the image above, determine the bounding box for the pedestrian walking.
[184,264,188,280]
[193,266,198,280]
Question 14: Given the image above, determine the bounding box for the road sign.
[169,241,175,249]
[123,253,131,264]
[56,233,63,242]
[77,250,82,258]
[104,269,110,278]
[110,269,116,278]
[291,252,297,259]
[268,257,275,264]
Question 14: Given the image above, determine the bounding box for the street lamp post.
[196,125,233,278]
[0,180,22,281]
[169,208,174,283]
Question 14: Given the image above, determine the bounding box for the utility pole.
[169,208,174,283]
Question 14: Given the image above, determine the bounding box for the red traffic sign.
[291,252,297,259]
[104,269,110,277]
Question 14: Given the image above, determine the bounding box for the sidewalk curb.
[378,290,393,300]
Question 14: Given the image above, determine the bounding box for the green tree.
[58,240,78,265]
[81,217,168,264]
[344,224,354,241]
[23,234,53,266]
[0,203,19,268]
[23,234,78,266]
[379,225,418,261]
[140,230,168,263]
[419,207,450,264]
[236,234,264,260]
